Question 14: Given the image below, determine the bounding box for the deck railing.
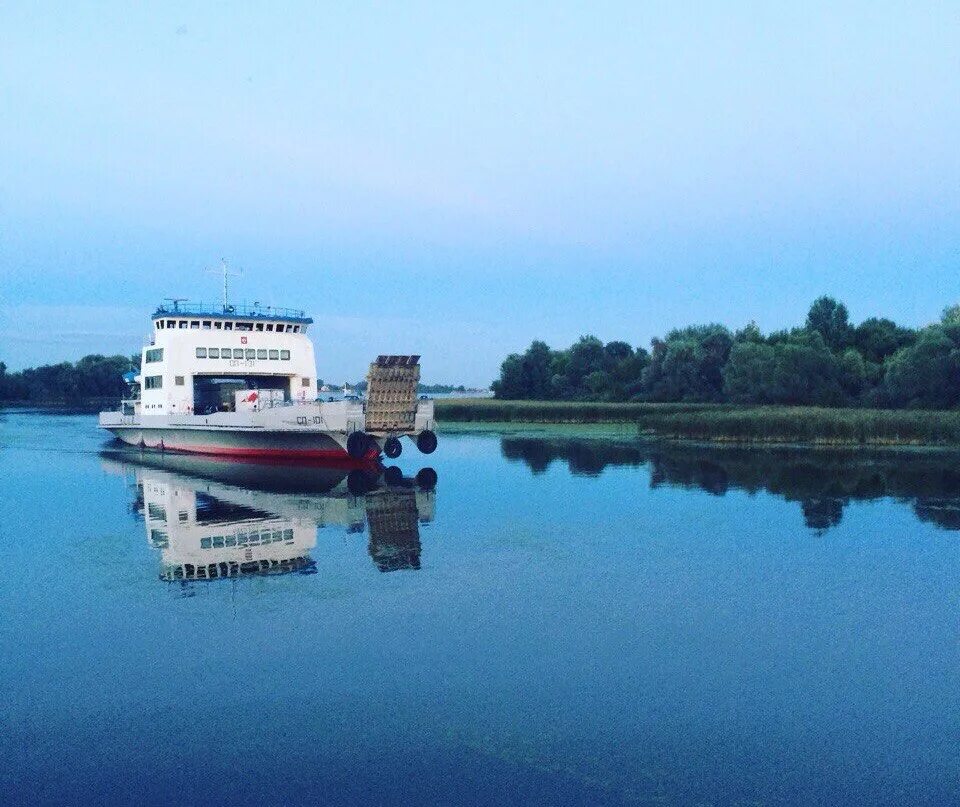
[153,301,310,321]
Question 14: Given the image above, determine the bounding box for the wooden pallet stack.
[366,492,421,572]
[365,354,421,433]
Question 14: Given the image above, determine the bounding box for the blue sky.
[1,2,958,384]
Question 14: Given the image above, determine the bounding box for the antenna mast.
[206,259,241,311]
[221,257,230,309]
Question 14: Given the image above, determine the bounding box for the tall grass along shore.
[434,398,960,447]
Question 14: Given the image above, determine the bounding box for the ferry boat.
[98,299,438,462]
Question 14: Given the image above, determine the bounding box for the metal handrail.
[153,301,310,321]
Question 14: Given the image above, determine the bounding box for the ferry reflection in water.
[100,450,437,582]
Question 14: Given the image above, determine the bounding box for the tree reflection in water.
[501,437,960,532]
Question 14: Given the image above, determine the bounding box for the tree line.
[492,297,960,409]
[0,355,471,403]
[0,355,139,402]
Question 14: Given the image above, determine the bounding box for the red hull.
[144,442,380,466]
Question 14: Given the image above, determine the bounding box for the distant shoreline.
[434,398,960,447]
[0,399,115,414]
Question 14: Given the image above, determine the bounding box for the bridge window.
[190,321,200,329]
[144,375,162,389]
[179,321,187,329]
[257,349,267,359]
[175,376,185,386]
[208,348,219,358]
[214,321,222,329]
[167,320,175,328]
[145,348,164,363]
[245,349,256,360]
[255,323,264,331]
[269,350,279,360]
[224,322,233,331]
[202,321,211,329]
[236,322,253,332]
[280,350,290,360]
[266,324,273,332]
[302,377,311,387]
[233,349,244,359]
[156,321,164,330]
[196,347,207,358]
[293,325,300,333]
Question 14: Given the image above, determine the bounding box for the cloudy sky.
[1,2,958,384]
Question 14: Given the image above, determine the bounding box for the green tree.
[724,332,845,406]
[643,325,733,402]
[491,353,525,399]
[852,317,916,364]
[722,342,778,403]
[806,296,852,351]
[565,336,605,393]
[602,341,634,366]
[734,321,763,343]
[491,341,556,399]
[883,327,960,408]
[941,303,960,326]
[838,347,867,399]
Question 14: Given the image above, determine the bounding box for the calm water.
[2,412,959,806]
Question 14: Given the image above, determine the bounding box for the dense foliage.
[0,355,139,402]
[492,297,960,409]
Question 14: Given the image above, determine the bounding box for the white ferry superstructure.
[98,300,437,462]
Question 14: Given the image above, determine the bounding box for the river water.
[1,412,958,806]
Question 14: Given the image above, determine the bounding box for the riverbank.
[434,398,960,446]
[0,398,116,414]
[6,398,960,448]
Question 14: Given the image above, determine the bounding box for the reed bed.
[434,399,960,446]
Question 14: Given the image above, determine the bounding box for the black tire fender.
[384,436,403,458]
[416,430,438,454]
[346,431,370,459]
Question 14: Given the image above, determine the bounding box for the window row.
[200,528,295,549]
[195,348,290,360]
[157,320,301,333]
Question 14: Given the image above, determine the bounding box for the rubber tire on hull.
[384,436,403,459]
[347,469,378,495]
[416,430,438,454]
[383,465,404,486]
[416,467,438,490]
[346,431,371,459]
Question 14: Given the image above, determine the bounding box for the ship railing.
[153,301,309,320]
